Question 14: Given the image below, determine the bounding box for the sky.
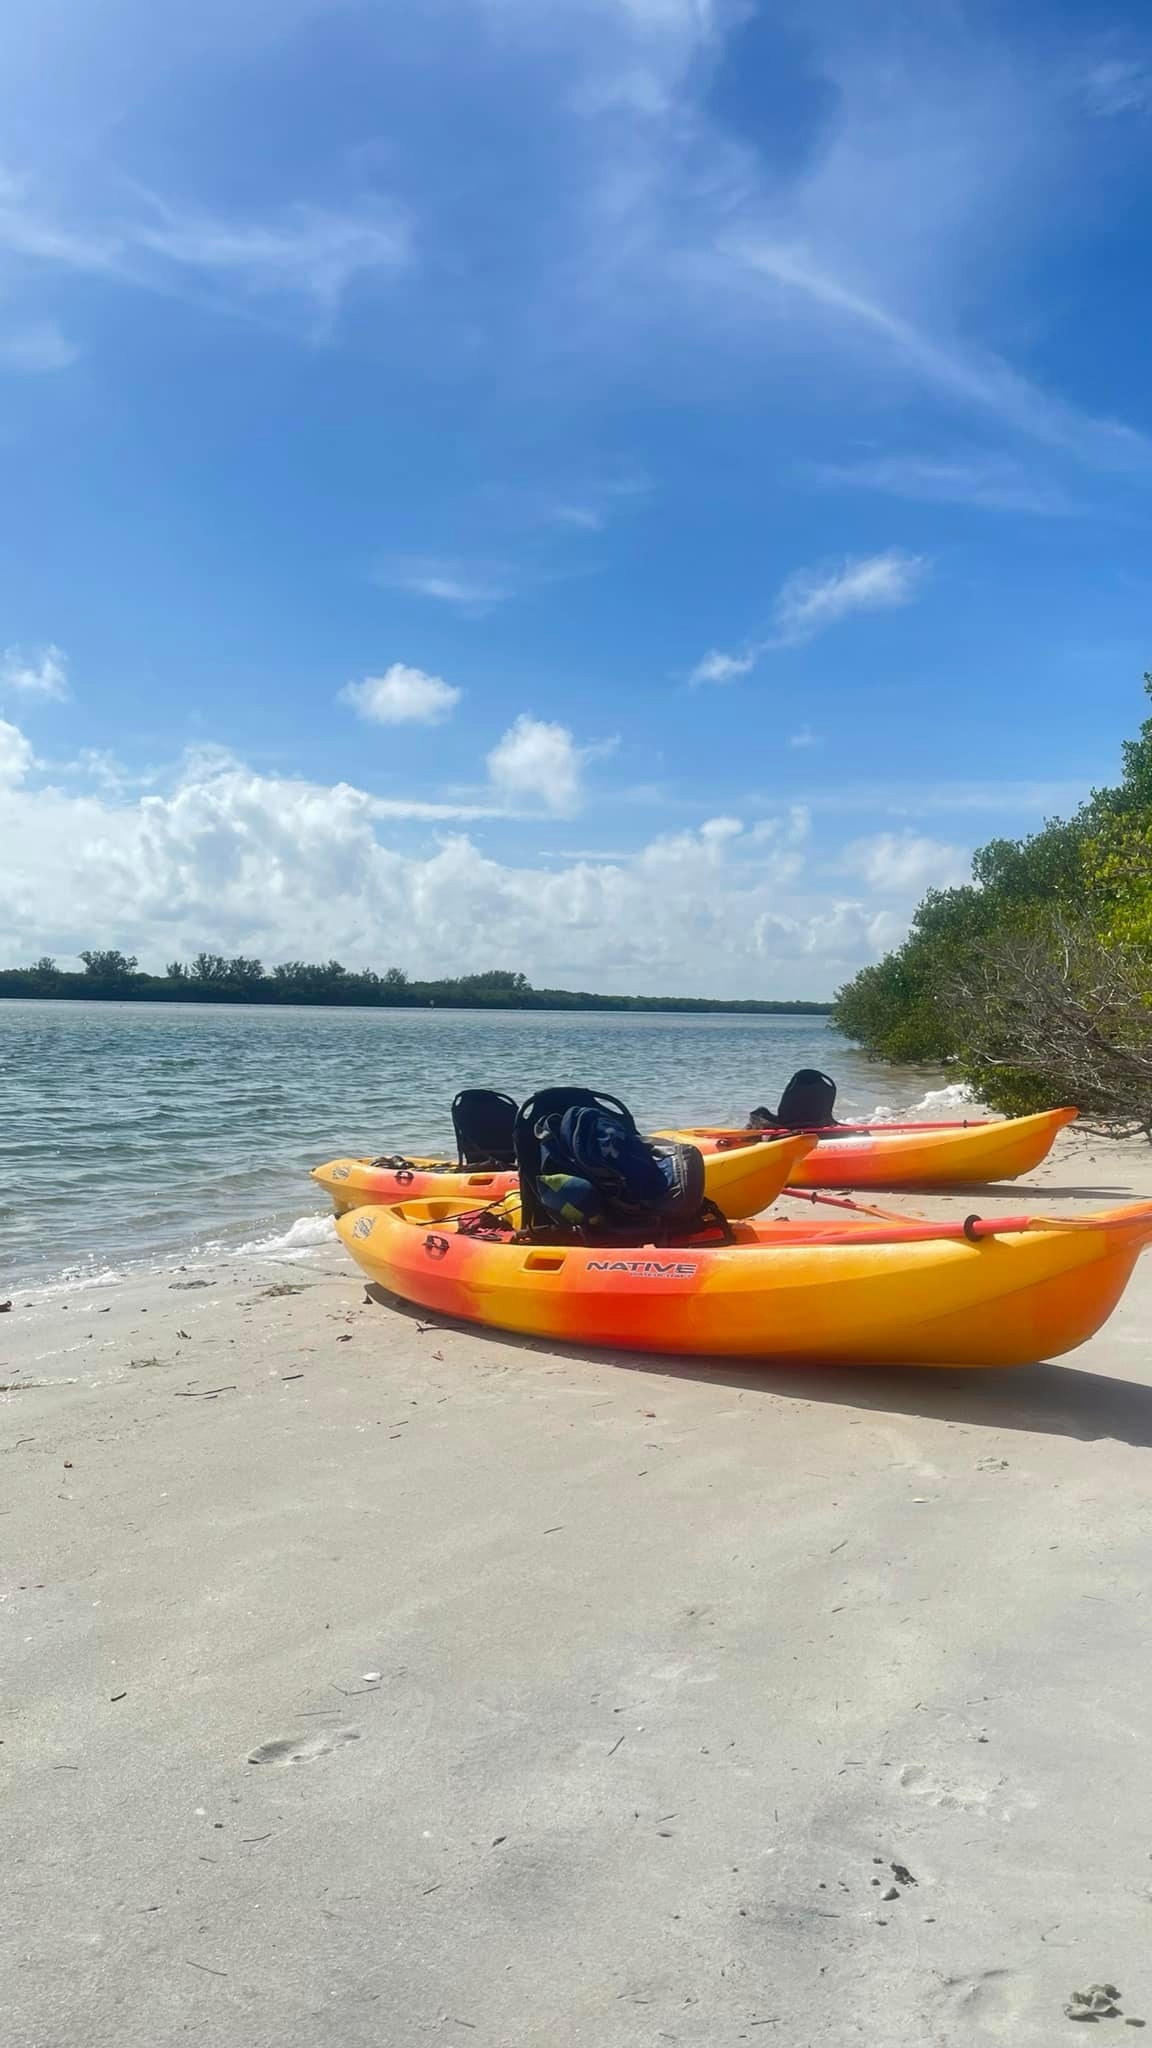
[1,0,1151,997]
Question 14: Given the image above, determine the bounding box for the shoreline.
[7,1124,1152,2045]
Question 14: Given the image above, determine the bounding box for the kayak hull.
[312,1132,814,1222]
[655,1107,1079,1190]
[335,1197,1152,1367]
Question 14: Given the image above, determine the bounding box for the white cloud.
[689,551,926,689]
[0,173,410,324]
[788,725,821,750]
[774,550,928,646]
[377,557,510,610]
[551,503,604,531]
[0,643,69,699]
[531,2,1152,477]
[0,716,34,784]
[688,647,757,686]
[134,199,410,311]
[846,831,969,894]
[0,720,924,993]
[1082,60,1152,118]
[0,320,78,372]
[340,663,461,727]
[487,714,587,815]
[808,453,1075,517]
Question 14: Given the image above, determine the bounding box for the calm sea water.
[0,1002,954,1287]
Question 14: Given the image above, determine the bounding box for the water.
[0,1002,955,1288]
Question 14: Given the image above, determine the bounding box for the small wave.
[865,1083,979,1124]
[233,1214,337,1258]
[21,1264,127,1303]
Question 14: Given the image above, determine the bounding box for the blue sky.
[1,0,1150,995]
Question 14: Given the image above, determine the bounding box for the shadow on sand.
[368,1288,1152,1450]
[824,1181,1136,1203]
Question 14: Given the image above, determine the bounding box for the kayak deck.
[335,1193,1152,1367]
[312,1131,813,1221]
[655,1107,1078,1189]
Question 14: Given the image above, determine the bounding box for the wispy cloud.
[690,549,927,685]
[1082,60,1152,118]
[339,663,461,726]
[376,556,511,611]
[688,647,758,686]
[0,642,70,699]
[788,725,821,750]
[551,503,605,531]
[540,6,1152,478]
[0,170,410,327]
[807,452,1077,517]
[774,550,929,646]
[133,198,409,312]
[0,320,78,372]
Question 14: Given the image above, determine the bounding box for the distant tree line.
[0,953,833,1016]
[833,676,1152,1133]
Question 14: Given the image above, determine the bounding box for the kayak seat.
[451,1089,520,1168]
[750,1067,841,1132]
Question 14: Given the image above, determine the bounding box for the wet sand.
[4,1127,1152,2045]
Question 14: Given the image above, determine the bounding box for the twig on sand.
[185,1959,228,1978]
[173,1386,236,1398]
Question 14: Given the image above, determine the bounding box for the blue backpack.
[514,1087,706,1237]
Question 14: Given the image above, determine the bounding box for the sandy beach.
[5,1126,1152,2046]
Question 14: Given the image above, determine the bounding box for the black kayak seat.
[451,1089,520,1168]
[751,1068,840,1131]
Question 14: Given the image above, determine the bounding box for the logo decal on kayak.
[351,1216,375,1239]
[587,1259,698,1277]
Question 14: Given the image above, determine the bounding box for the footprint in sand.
[247,1726,360,1766]
[899,1762,993,1812]
[932,1967,1036,2043]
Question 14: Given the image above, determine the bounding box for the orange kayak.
[312,1131,814,1222]
[335,1193,1152,1367]
[654,1107,1078,1189]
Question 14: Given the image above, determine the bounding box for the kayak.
[312,1131,815,1223]
[334,1195,1152,1367]
[653,1106,1078,1190]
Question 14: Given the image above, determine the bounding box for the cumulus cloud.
[339,662,461,726]
[774,550,928,646]
[0,643,70,699]
[486,714,589,814]
[0,716,34,784]
[0,718,920,994]
[846,830,969,894]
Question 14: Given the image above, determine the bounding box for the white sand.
[4,1127,1152,2045]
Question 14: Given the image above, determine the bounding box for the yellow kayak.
[313,1130,814,1221]
[335,1195,1152,1367]
[654,1107,1078,1189]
